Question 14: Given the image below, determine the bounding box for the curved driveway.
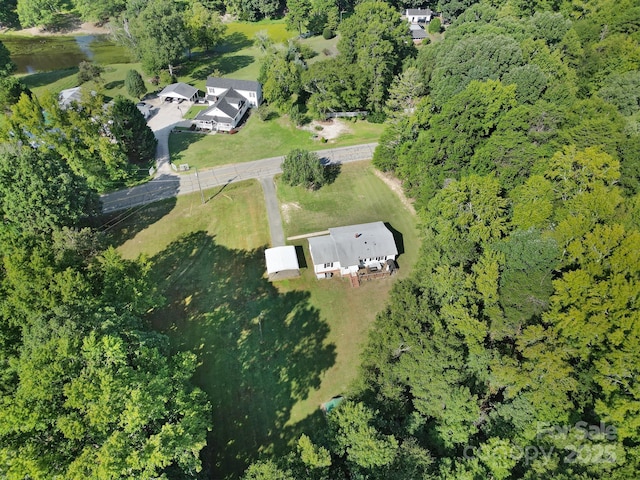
[101,143,378,213]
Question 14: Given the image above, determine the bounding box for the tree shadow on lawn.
[189,55,255,81]
[101,196,177,247]
[215,32,254,54]
[148,231,336,479]
[21,66,78,89]
[104,79,124,90]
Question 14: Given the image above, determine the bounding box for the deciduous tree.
[281,149,327,189]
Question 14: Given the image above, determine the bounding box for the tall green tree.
[125,69,146,98]
[116,0,189,76]
[0,148,100,236]
[16,0,71,27]
[338,1,413,110]
[259,50,302,110]
[185,0,227,52]
[286,0,311,35]
[109,96,157,165]
[73,0,125,22]
[0,0,19,28]
[0,39,14,77]
[281,149,327,189]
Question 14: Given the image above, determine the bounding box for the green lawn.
[22,62,159,101]
[170,114,384,169]
[183,104,210,120]
[108,163,419,479]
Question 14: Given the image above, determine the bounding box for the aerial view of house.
[194,77,262,132]
[308,221,398,279]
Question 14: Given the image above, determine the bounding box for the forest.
[0,0,639,478]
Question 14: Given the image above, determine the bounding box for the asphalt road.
[101,143,378,213]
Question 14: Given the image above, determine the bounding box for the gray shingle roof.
[407,8,433,16]
[158,83,198,100]
[206,77,260,92]
[308,236,338,265]
[309,222,398,267]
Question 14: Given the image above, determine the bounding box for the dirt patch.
[300,119,352,141]
[373,170,416,215]
[7,21,109,36]
[280,202,302,222]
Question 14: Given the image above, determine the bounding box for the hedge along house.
[194,77,262,132]
[308,222,398,281]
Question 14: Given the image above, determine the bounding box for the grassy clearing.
[301,34,340,64]
[169,114,384,169]
[277,162,417,242]
[108,164,418,479]
[22,62,158,101]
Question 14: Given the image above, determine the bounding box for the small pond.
[2,34,132,73]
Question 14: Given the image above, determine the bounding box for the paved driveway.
[145,97,192,173]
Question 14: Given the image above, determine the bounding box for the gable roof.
[309,222,398,267]
[58,87,83,108]
[206,77,260,92]
[158,82,198,100]
[195,88,246,122]
[410,24,428,39]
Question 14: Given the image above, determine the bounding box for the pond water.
[2,34,132,73]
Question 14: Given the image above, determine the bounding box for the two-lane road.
[101,143,378,213]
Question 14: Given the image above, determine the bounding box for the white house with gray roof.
[406,8,433,23]
[194,77,262,131]
[308,222,398,279]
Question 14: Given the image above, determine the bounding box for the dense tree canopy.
[0,148,100,236]
[281,149,327,189]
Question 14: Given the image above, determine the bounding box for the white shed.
[265,246,300,281]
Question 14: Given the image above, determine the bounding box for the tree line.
[242,0,640,478]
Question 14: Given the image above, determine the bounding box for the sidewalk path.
[101,143,378,213]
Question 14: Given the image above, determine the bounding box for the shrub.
[77,61,104,85]
[255,104,272,121]
[158,71,175,87]
[367,111,387,123]
[125,69,146,99]
[323,28,335,40]
[289,104,306,126]
[429,17,442,34]
[281,149,327,189]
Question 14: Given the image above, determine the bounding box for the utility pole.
[194,167,204,204]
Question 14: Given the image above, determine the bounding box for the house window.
[249,92,256,97]
[324,262,333,268]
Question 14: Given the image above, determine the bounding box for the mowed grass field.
[170,115,384,169]
[108,162,419,479]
